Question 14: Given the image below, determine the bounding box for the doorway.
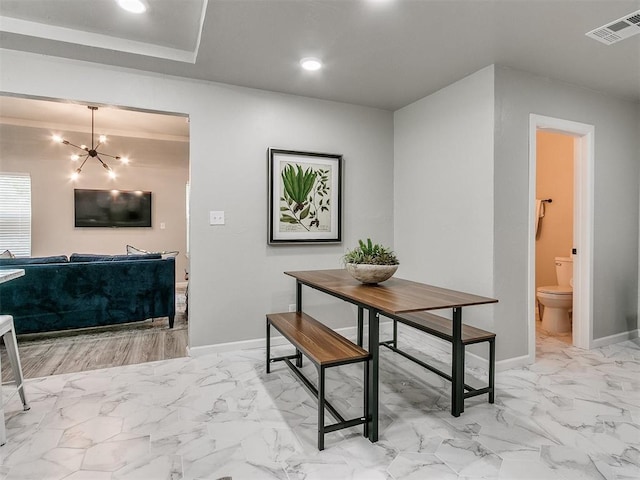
[0,94,190,377]
[528,114,595,363]
[535,131,574,343]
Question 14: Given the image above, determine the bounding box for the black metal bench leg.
[296,349,303,368]
[318,365,326,450]
[489,337,495,403]
[266,319,271,374]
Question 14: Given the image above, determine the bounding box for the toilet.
[536,256,573,334]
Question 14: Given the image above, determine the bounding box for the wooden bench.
[378,310,495,406]
[266,312,370,450]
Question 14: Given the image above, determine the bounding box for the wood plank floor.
[0,288,188,380]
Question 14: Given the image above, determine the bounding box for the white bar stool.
[0,315,29,446]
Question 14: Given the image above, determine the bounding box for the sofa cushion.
[126,244,179,259]
[70,253,162,262]
[0,255,69,265]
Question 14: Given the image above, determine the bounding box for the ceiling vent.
[586,10,640,45]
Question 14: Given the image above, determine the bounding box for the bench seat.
[377,309,496,410]
[267,312,369,367]
[266,311,370,450]
[395,311,495,345]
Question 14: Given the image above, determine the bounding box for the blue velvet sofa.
[0,254,175,334]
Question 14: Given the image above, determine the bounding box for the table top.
[0,269,25,285]
[286,269,498,315]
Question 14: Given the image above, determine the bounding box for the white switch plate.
[160,222,166,230]
[210,211,225,225]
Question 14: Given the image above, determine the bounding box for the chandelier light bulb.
[120,157,129,165]
[56,106,128,177]
[108,170,117,179]
[70,169,80,181]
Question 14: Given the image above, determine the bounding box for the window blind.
[0,172,32,257]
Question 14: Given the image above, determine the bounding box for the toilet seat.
[537,285,572,295]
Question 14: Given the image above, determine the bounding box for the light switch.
[160,222,166,230]
[210,210,225,225]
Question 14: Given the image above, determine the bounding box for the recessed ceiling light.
[300,57,322,71]
[116,0,147,14]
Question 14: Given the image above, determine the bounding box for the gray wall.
[494,66,640,356]
[394,64,639,362]
[394,66,496,340]
[0,49,394,349]
[2,49,637,360]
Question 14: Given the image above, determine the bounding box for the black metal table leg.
[266,319,271,374]
[296,281,303,367]
[357,306,364,347]
[368,308,379,442]
[363,358,369,438]
[451,307,464,416]
[393,318,398,348]
[489,337,495,403]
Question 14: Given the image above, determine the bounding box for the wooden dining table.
[285,268,498,443]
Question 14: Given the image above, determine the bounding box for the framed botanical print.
[268,148,342,244]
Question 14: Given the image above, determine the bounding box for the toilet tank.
[555,256,573,287]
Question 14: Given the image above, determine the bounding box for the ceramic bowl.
[345,263,398,284]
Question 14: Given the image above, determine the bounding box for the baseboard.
[188,325,360,357]
[495,354,531,371]
[187,321,531,373]
[591,329,639,349]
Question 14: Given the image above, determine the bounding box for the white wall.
[394,66,496,339]
[494,66,640,355]
[0,50,394,348]
[0,123,189,282]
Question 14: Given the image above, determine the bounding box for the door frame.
[528,114,595,360]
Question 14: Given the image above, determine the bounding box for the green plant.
[343,238,399,265]
[280,164,330,231]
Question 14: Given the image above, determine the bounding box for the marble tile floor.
[0,323,638,480]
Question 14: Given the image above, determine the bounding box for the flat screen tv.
[74,189,152,228]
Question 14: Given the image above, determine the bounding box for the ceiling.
[0,0,639,112]
[0,96,189,140]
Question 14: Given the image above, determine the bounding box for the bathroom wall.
[535,131,574,289]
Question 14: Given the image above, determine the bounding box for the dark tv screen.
[74,189,152,228]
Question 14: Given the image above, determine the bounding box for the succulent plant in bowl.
[343,238,399,284]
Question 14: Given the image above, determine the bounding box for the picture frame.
[268,148,342,244]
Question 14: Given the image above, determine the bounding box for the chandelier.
[53,106,129,180]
